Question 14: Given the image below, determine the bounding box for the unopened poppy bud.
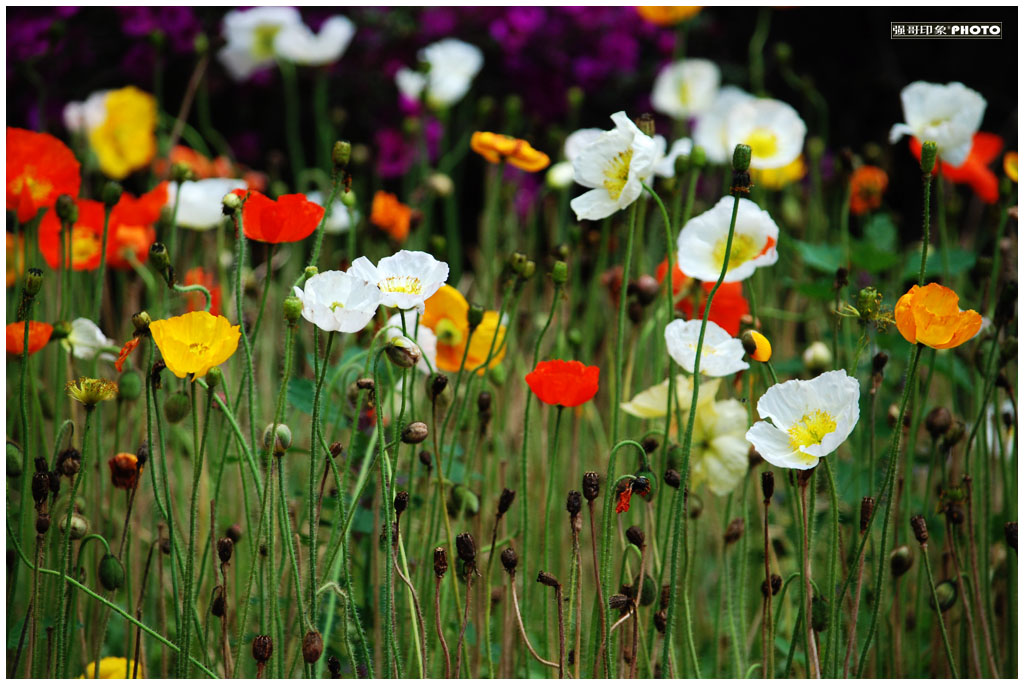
[118,370,143,401]
[925,407,952,439]
[477,391,492,413]
[811,596,829,632]
[1005,521,1017,552]
[872,351,888,375]
[761,471,774,501]
[654,610,667,632]
[521,260,537,280]
[31,471,50,505]
[771,573,782,595]
[566,490,582,517]
[132,311,151,332]
[222,192,243,214]
[456,532,476,565]
[941,420,966,450]
[149,242,170,272]
[509,252,528,275]
[327,655,341,678]
[803,341,832,375]
[433,547,448,577]
[24,268,44,297]
[498,488,516,516]
[427,373,449,400]
[625,525,645,548]
[582,472,600,501]
[99,553,126,591]
[931,580,957,612]
[217,537,234,564]
[861,497,875,533]
[35,513,50,535]
[641,436,659,454]
[552,260,569,285]
[170,162,196,185]
[724,518,744,545]
[61,512,89,540]
[55,194,78,223]
[263,423,292,456]
[890,545,913,577]
[211,586,226,617]
[920,141,938,175]
[537,571,560,588]
[401,421,429,444]
[332,140,352,173]
[385,336,421,368]
[732,143,752,172]
[664,468,681,489]
[427,172,454,197]
[102,180,123,208]
[501,547,518,574]
[283,296,303,325]
[636,113,656,137]
[225,524,243,544]
[467,304,484,331]
[302,630,324,664]
[394,491,409,516]
[252,635,273,663]
[419,450,432,470]
[164,391,191,424]
[742,330,772,362]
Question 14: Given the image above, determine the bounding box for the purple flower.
[376,128,416,179]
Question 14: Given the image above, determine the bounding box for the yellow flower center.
[189,342,211,356]
[253,24,283,59]
[11,169,54,203]
[381,275,423,295]
[602,149,634,200]
[787,410,837,450]
[711,233,759,272]
[329,301,345,311]
[744,127,779,159]
[435,318,464,346]
[677,81,691,106]
[71,228,102,265]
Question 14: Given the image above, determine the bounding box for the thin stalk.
[919,539,959,677]
[434,576,451,678]
[92,203,114,322]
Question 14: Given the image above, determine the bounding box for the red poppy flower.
[184,266,222,316]
[234,189,325,244]
[615,481,634,513]
[525,359,600,408]
[115,337,141,372]
[6,321,53,356]
[108,452,140,489]
[6,127,81,223]
[655,259,749,336]
[911,133,1003,204]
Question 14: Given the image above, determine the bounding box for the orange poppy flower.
[421,285,506,373]
[7,232,25,288]
[370,191,413,244]
[849,166,888,215]
[525,359,600,408]
[234,189,324,244]
[115,337,141,373]
[184,267,221,316]
[6,321,53,356]
[655,259,749,336]
[470,132,551,172]
[911,133,1003,204]
[155,146,269,192]
[1005,152,1018,183]
[108,452,140,489]
[895,283,981,350]
[635,6,701,25]
[6,127,81,223]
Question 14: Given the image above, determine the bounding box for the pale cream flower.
[888,81,986,167]
[217,7,304,81]
[348,250,449,314]
[651,58,720,120]
[676,196,779,283]
[292,270,382,333]
[725,98,806,170]
[620,376,721,418]
[665,319,749,377]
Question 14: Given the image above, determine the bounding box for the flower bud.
[501,547,518,574]
[925,407,952,439]
[1005,521,1017,552]
[427,372,449,400]
[552,260,569,285]
[664,468,681,489]
[732,144,752,172]
[222,192,243,214]
[302,630,324,664]
[56,194,78,223]
[742,330,772,362]
[31,471,50,506]
[252,635,273,664]
[385,335,421,369]
[433,547,448,578]
[467,304,485,331]
[401,421,429,445]
[36,513,51,535]
[60,512,89,540]
[803,341,832,375]
[283,296,303,325]
[872,351,888,376]
[537,571,560,588]
[393,491,409,516]
[654,610,667,633]
[118,370,143,401]
[24,268,44,297]
[456,532,476,566]
[889,545,913,577]
[582,472,600,501]
[419,450,432,471]
[920,141,938,175]
[332,140,352,173]
[263,423,292,456]
[521,260,536,280]
[163,391,191,424]
[99,553,126,591]
[625,525,645,548]
[498,488,516,516]
[566,490,581,517]
[724,518,744,545]
[217,537,234,564]
[761,471,774,501]
[102,181,123,208]
[477,391,492,413]
[641,436,659,454]
[149,242,170,272]
[930,580,957,612]
[861,497,875,533]
[636,113,656,137]
[132,311,152,333]
[211,585,226,617]
[226,523,243,543]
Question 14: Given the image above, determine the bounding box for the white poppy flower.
[653,137,694,178]
[621,375,721,418]
[665,319,749,377]
[64,318,115,361]
[385,313,437,374]
[693,86,756,164]
[690,399,750,496]
[292,269,382,333]
[676,196,779,282]
[725,98,806,170]
[419,39,483,109]
[218,7,304,81]
[395,67,427,101]
[348,250,449,314]
[651,58,720,120]
[569,111,659,221]
[168,179,247,231]
[888,81,986,167]
[274,15,356,66]
[746,370,860,470]
[306,190,358,235]
[63,91,110,134]
[563,128,604,163]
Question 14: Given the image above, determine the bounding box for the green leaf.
[850,242,901,273]
[862,214,897,251]
[793,240,843,273]
[902,248,976,279]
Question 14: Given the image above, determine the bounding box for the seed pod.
[771,574,782,595]
[625,525,645,548]
[654,610,667,633]
[641,436,659,454]
[925,407,953,439]
[57,446,82,477]
[327,655,341,678]
[226,523,243,543]
[433,547,448,578]
[401,422,429,445]
[911,515,928,544]
[811,595,829,632]
[456,532,476,566]
[118,370,143,402]
[566,490,582,517]
[163,391,191,424]
[419,450,433,471]
[860,497,875,533]
[761,470,774,501]
[498,488,516,516]
[537,571,560,588]
[99,553,125,591]
[31,471,50,505]
[252,635,273,664]
[302,630,324,664]
[501,548,518,574]
[608,594,632,611]
[393,491,409,517]
[35,513,50,535]
[724,518,745,545]
[211,586,226,617]
[664,468,681,489]
[930,580,957,612]
[582,472,600,501]
[1005,521,1017,552]
[217,537,234,564]
[889,545,913,577]
[60,512,89,540]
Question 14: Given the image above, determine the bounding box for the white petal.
[746,421,818,470]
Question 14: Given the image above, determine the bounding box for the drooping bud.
[148,242,170,272]
[742,330,772,362]
[427,373,449,401]
[226,523,243,543]
[641,436,659,454]
[930,580,957,612]
[803,341,833,376]
[920,141,938,175]
[385,335,422,368]
[217,537,234,564]
[60,512,89,540]
[889,545,914,577]
[132,311,152,333]
[99,553,126,591]
[302,630,324,664]
[433,547,449,578]
[501,547,518,574]
[163,391,191,424]
[401,422,429,445]
[222,191,243,214]
[263,423,292,456]
[56,194,78,223]
[498,488,516,516]
[582,472,600,501]
[211,585,226,617]
[252,635,273,664]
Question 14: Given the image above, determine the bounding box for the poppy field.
[4,6,1019,680]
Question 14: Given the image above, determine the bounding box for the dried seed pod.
[57,446,81,477]
[625,525,645,548]
[393,491,409,516]
[401,422,429,445]
[910,515,928,544]
[433,547,448,578]
[501,548,518,574]
[724,518,745,545]
[31,471,50,506]
[761,470,774,501]
[537,571,560,588]
[664,468,681,489]
[252,635,273,664]
[608,594,632,611]
[217,537,234,564]
[860,497,875,533]
[582,472,600,501]
[302,631,324,664]
[226,523,243,543]
[497,488,516,516]
[455,532,476,565]
[211,586,226,617]
[565,490,582,517]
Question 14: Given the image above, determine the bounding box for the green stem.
[920,541,959,677]
[93,203,114,322]
[919,170,933,286]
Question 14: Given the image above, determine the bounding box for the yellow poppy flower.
[87,86,158,180]
[750,155,806,190]
[78,656,144,678]
[1005,151,1018,183]
[421,285,505,374]
[894,283,981,350]
[150,311,240,379]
